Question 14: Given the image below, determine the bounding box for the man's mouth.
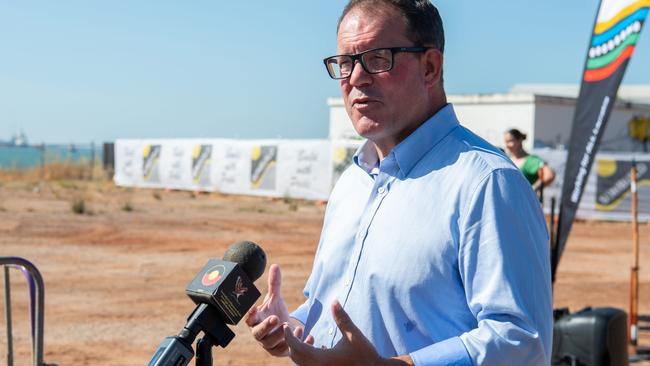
[352,97,379,108]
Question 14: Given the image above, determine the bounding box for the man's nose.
[349,60,372,87]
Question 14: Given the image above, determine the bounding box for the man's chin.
[353,114,383,128]
[353,124,384,140]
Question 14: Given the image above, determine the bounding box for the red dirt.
[1,180,649,365]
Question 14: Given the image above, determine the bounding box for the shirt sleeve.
[455,168,553,365]
[409,337,472,366]
[290,264,317,327]
[290,301,310,326]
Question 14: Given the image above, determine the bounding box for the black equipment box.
[552,307,628,366]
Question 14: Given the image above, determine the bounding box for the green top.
[519,155,544,185]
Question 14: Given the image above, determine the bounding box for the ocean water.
[0,144,101,169]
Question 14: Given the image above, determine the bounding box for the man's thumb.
[332,301,358,337]
[267,264,282,298]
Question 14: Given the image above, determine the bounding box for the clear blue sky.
[1,1,649,144]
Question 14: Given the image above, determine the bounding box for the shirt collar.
[354,141,380,176]
[353,103,460,177]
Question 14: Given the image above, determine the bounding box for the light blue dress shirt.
[291,104,552,365]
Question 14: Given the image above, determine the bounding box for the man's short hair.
[337,0,445,53]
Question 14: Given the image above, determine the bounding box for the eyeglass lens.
[327,49,393,78]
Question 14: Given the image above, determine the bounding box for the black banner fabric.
[554,1,648,278]
[556,67,628,264]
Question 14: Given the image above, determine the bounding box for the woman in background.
[504,128,556,192]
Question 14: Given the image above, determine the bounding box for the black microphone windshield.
[222,240,267,282]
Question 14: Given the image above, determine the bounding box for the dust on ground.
[1,179,649,365]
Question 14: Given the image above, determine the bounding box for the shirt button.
[328,327,335,335]
[377,186,386,195]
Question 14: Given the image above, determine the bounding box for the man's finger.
[265,341,289,357]
[267,264,282,298]
[293,326,304,341]
[283,323,301,348]
[283,324,318,365]
[331,301,360,339]
[305,334,315,346]
[260,329,288,353]
[251,315,279,342]
[245,306,260,327]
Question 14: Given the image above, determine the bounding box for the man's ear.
[422,48,443,87]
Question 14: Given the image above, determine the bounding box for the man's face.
[337,7,432,151]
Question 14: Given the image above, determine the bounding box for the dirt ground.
[1,179,649,365]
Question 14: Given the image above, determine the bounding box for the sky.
[1,1,649,144]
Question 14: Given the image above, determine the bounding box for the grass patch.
[57,180,79,190]
[121,201,134,212]
[235,205,284,215]
[0,161,104,182]
[283,195,299,212]
[196,203,224,210]
[71,198,86,215]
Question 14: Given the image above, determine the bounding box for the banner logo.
[332,146,357,185]
[143,144,162,182]
[201,264,226,286]
[250,145,277,190]
[585,1,648,82]
[192,144,213,185]
[596,159,650,210]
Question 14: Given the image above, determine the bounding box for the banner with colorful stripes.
[586,1,648,81]
[555,0,648,278]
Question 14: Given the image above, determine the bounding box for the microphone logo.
[201,264,226,286]
[232,276,248,304]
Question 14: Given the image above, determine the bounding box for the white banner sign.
[114,140,649,221]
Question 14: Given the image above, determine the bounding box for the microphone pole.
[186,303,236,366]
[195,336,214,366]
[148,302,237,366]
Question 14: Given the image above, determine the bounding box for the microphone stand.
[148,303,235,366]
[185,303,235,365]
[195,337,214,366]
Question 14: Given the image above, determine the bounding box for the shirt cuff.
[409,337,472,366]
[290,301,310,326]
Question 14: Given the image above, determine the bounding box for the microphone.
[148,240,267,366]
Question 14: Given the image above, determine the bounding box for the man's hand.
[283,301,394,366]
[245,264,298,357]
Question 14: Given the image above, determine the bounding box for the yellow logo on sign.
[629,115,650,141]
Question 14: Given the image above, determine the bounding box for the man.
[246,1,552,365]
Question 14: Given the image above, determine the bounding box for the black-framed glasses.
[323,47,430,79]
